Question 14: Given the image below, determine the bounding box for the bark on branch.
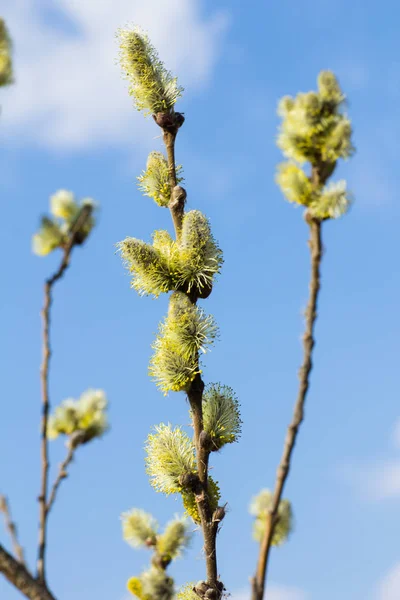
[251,217,323,600]
[188,376,219,589]
[163,126,186,239]
[0,544,56,600]
[161,119,221,596]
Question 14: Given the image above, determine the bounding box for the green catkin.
[117,26,183,115]
[276,70,354,219]
[250,489,293,547]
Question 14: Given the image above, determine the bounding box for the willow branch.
[46,445,75,515]
[251,217,323,600]
[163,128,185,239]
[188,375,219,588]
[161,118,220,593]
[37,205,92,583]
[0,543,56,600]
[0,496,25,565]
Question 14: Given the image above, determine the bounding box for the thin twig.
[0,496,25,565]
[46,445,75,515]
[37,205,92,583]
[251,217,323,600]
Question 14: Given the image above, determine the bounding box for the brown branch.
[188,376,219,589]
[0,496,25,565]
[160,118,221,596]
[37,205,92,583]
[46,445,75,515]
[251,217,323,600]
[163,126,186,239]
[0,543,56,600]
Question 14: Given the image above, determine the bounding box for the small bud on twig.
[212,504,227,523]
[153,111,185,132]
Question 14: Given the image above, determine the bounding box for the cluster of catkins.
[31,188,106,450]
[115,25,355,600]
[116,26,246,600]
[47,389,109,449]
[32,190,96,256]
[276,70,353,219]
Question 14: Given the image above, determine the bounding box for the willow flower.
[32,217,66,256]
[47,389,109,445]
[177,584,199,600]
[250,489,293,547]
[118,237,174,297]
[138,151,184,207]
[276,162,312,206]
[277,71,352,166]
[149,293,217,393]
[181,477,221,525]
[201,383,242,451]
[317,70,344,105]
[157,515,192,560]
[117,25,183,115]
[309,180,352,220]
[121,509,158,548]
[145,424,196,495]
[177,210,223,295]
[127,568,174,600]
[50,190,80,221]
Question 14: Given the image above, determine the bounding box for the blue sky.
[1,1,399,599]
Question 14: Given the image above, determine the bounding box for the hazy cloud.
[1,0,228,149]
[376,562,400,600]
[340,419,400,500]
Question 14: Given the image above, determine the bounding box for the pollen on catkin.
[145,424,196,495]
[116,25,183,115]
[138,151,184,207]
[181,477,221,524]
[127,577,144,599]
[201,383,242,451]
[149,292,217,394]
[250,489,293,547]
[121,509,158,548]
[118,237,175,297]
[275,162,313,207]
[309,179,352,219]
[157,515,192,560]
[177,211,223,295]
[176,583,199,600]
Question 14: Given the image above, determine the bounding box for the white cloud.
[340,419,400,500]
[231,585,307,600]
[376,561,400,600]
[1,0,228,149]
[345,460,400,500]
